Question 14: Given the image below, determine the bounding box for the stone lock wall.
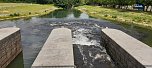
[0,28,22,68]
[101,28,152,68]
[101,34,144,68]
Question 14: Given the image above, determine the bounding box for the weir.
[32,27,152,68]
[32,28,75,68]
[1,26,150,68]
[0,27,22,68]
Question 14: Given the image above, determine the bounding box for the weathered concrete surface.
[0,27,20,40]
[0,27,22,68]
[101,28,152,68]
[32,28,75,68]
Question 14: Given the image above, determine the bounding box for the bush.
[9,14,14,16]
[132,19,135,21]
[9,13,20,17]
[13,13,20,16]
[112,15,117,18]
[104,14,108,17]
[29,12,31,15]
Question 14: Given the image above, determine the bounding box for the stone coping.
[0,27,20,40]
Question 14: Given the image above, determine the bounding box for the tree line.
[0,0,53,4]
[0,0,152,11]
[86,0,152,11]
[0,0,82,9]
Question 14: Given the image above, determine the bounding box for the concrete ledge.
[0,27,20,40]
[0,27,22,68]
[101,28,152,68]
[32,28,75,68]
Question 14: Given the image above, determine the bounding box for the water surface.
[0,9,140,68]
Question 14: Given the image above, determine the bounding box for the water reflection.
[6,53,24,68]
[40,9,89,19]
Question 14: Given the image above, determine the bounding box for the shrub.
[29,12,31,15]
[132,19,135,21]
[9,14,14,16]
[13,13,20,16]
[112,15,117,18]
[104,14,108,17]
[10,13,20,17]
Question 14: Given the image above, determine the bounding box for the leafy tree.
[53,0,81,9]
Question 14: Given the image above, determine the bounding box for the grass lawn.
[0,3,58,20]
[76,5,152,47]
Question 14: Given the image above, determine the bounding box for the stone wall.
[101,28,152,68]
[0,28,22,68]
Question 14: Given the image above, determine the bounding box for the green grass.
[0,3,58,20]
[76,5,152,28]
[76,5,152,47]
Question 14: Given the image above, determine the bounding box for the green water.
[2,9,89,68]
[40,9,89,19]
[6,53,24,68]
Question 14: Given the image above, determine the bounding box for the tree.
[53,0,81,9]
[141,0,152,11]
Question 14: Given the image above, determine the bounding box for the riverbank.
[0,3,58,21]
[76,5,152,47]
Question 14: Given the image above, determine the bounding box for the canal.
[0,9,144,68]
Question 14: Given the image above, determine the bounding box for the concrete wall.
[101,28,152,68]
[32,28,75,68]
[0,27,22,68]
